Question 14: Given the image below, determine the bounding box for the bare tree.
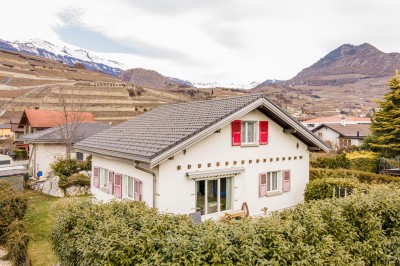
[49,85,90,159]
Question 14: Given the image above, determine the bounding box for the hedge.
[304,177,368,201]
[0,181,30,265]
[51,186,400,265]
[14,149,28,160]
[310,167,400,184]
[310,153,350,169]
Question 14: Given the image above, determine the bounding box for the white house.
[21,122,111,179]
[75,94,329,219]
[302,116,371,130]
[312,123,371,150]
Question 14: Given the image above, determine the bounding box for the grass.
[24,190,91,266]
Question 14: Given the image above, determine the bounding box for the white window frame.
[267,171,282,194]
[241,121,257,145]
[100,168,108,188]
[123,175,135,200]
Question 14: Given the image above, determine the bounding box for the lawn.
[24,190,91,266]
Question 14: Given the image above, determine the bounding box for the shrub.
[4,220,30,266]
[78,155,91,171]
[51,157,79,177]
[51,187,400,265]
[0,181,28,244]
[13,149,28,160]
[304,177,367,201]
[310,153,350,169]
[347,151,379,173]
[309,167,400,185]
[58,173,90,189]
[0,181,29,265]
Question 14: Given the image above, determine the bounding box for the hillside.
[120,68,184,89]
[0,50,246,124]
[252,43,398,118]
[287,43,400,86]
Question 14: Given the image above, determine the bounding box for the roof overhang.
[149,97,330,168]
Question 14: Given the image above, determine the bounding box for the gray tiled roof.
[75,94,264,161]
[313,123,371,138]
[21,122,112,143]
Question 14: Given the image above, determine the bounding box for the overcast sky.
[1,0,399,84]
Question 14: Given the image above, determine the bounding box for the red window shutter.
[93,167,100,188]
[259,173,267,197]
[114,174,122,199]
[108,171,114,195]
[134,179,142,201]
[283,170,291,192]
[259,121,269,145]
[231,120,241,146]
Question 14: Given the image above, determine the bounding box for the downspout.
[28,144,36,178]
[134,161,157,208]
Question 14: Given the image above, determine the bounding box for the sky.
[1,0,400,85]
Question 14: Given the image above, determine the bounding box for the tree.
[363,71,400,157]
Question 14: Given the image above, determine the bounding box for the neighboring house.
[18,109,96,135]
[302,116,371,130]
[0,155,28,191]
[312,123,371,150]
[0,124,12,139]
[21,122,111,179]
[75,94,329,219]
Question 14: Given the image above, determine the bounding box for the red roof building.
[18,109,96,135]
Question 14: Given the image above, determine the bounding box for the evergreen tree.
[364,71,400,157]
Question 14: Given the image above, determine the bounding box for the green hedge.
[310,167,400,184]
[310,153,350,169]
[304,177,368,201]
[51,187,400,265]
[0,181,29,265]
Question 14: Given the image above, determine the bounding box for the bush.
[0,181,28,244]
[51,157,79,177]
[304,177,367,201]
[310,153,350,169]
[4,220,30,266]
[13,149,28,160]
[78,155,91,171]
[0,181,29,265]
[310,167,400,185]
[58,173,90,189]
[51,187,400,265]
[347,151,379,173]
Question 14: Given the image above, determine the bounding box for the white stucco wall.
[30,143,89,179]
[91,156,154,204]
[313,127,340,149]
[158,110,310,217]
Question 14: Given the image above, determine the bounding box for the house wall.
[157,109,310,217]
[91,156,154,204]
[30,143,89,179]
[0,128,12,138]
[313,127,340,149]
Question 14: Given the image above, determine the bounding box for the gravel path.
[0,247,11,266]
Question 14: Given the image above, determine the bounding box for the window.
[241,121,257,144]
[134,179,142,201]
[195,177,232,216]
[100,168,108,188]
[267,171,280,192]
[76,152,84,161]
[232,120,268,146]
[122,175,135,199]
[259,170,291,197]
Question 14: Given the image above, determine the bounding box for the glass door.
[195,177,232,217]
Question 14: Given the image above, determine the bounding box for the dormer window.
[241,121,257,144]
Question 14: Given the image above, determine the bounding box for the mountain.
[0,38,125,76]
[120,68,186,89]
[168,77,194,87]
[192,81,260,89]
[286,43,400,86]
[259,79,283,85]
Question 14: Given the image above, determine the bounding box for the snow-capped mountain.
[0,38,125,76]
